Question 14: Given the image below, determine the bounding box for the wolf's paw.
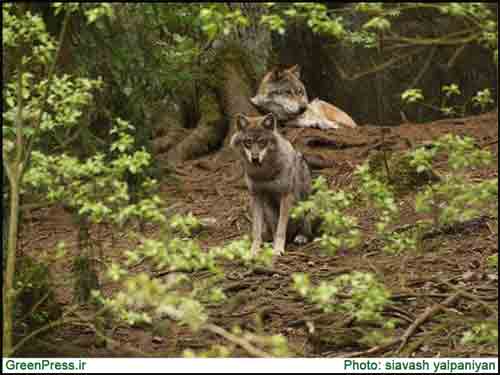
[273,243,285,256]
[274,248,284,256]
[293,234,309,245]
[251,243,261,257]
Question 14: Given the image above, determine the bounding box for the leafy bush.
[292,271,395,345]
[411,134,497,227]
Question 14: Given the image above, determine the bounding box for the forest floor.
[18,111,498,358]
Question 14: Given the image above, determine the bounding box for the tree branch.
[334,47,425,81]
[203,323,271,357]
[406,46,437,91]
[384,32,482,47]
[397,292,461,353]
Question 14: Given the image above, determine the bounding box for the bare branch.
[204,323,271,357]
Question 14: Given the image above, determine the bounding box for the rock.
[462,270,476,282]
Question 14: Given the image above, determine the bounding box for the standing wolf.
[251,65,357,129]
[230,113,313,256]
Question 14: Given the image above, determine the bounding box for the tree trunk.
[3,174,21,356]
[166,4,271,163]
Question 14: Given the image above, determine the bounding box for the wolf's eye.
[258,139,267,147]
[243,140,252,148]
[296,88,303,95]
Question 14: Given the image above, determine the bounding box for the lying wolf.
[251,65,357,130]
[230,113,313,256]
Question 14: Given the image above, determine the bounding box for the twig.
[396,292,461,353]
[407,46,437,90]
[18,291,51,324]
[441,281,498,316]
[246,266,289,277]
[223,280,253,293]
[335,292,462,357]
[400,323,449,356]
[10,318,82,356]
[446,44,466,69]
[334,47,425,81]
[480,138,499,148]
[72,311,148,356]
[203,323,270,357]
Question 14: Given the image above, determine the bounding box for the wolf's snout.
[251,156,261,165]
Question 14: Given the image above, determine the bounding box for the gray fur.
[251,65,358,129]
[250,66,308,121]
[231,113,312,256]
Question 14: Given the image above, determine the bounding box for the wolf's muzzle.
[251,156,261,165]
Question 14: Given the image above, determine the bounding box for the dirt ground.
[18,111,498,358]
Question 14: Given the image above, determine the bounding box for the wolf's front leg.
[250,194,264,256]
[274,192,294,255]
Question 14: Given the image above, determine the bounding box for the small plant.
[486,254,498,269]
[292,271,395,345]
[472,89,495,112]
[401,85,496,119]
[291,176,361,255]
[461,321,498,347]
[411,134,497,227]
[401,88,424,104]
[354,162,418,254]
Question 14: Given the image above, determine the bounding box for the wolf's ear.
[261,113,277,131]
[236,113,250,131]
[287,64,301,79]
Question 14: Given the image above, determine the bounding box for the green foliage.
[411,135,497,226]
[472,89,495,112]
[442,84,461,98]
[199,5,249,40]
[3,73,102,140]
[368,150,439,193]
[23,118,159,226]
[362,16,391,32]
[294,131,496,259]
[292,271,393,345]
[487,254,498,269]
[401,89,424,104]
[355,163,419,254]
[3,4,56,67]
[14,256,62,329]
[402,85,496,118]
[262,3,345,37]
[292,176,360,255]
[292,271,391,321]
[461,321,498,347]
